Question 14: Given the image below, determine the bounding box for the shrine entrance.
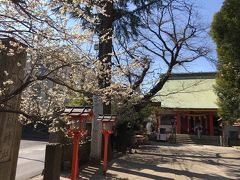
[176,111,216,136]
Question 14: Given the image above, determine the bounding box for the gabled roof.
[152,72,218,110]
[61,106,93,117]
[96,114,117,122]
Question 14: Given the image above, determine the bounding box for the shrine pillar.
[176,112,181,134]
[208,112,214,136]
[155,112,160,133]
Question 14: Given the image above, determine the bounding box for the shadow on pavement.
[113,159,230,180]
[63,142,240,180]
[137,151,240,160]
[109,166,174,180]
[75,163,174,180]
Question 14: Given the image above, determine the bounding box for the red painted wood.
[208,112,214,136]
[156,116,159,133]
[156,114,160,133]
[71,132,80,180]
[176,112,181,134]
[103,132,110,174]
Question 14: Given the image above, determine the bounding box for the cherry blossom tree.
[0,0,211,127]
[0,0,98,125]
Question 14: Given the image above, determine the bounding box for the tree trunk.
[222,126,229,147]
[98,0,114,114]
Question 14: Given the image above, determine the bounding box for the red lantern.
[97,114,116,175]
[62,106,93,180]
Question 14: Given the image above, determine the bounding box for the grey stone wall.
[222,126,240,146]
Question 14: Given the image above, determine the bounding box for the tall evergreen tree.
[54,0,163,113]
[0,0,210,123]
[211,0,240,124]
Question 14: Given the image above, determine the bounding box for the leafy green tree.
[211,0,240,124]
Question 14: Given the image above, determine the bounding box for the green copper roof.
[152,73,218,109]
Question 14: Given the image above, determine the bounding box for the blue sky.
[198,0,224,22]
[176,0,224,72]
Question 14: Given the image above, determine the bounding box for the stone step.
[176,134,220,146]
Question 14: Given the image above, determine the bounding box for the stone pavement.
[32,142,240,180]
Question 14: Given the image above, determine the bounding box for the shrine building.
[151,72,220,136]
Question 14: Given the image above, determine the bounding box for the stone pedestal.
[0,38,26,180]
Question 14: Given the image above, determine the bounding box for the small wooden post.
[44,143,62,180]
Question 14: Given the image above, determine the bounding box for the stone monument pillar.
[90,95,103,162]
[0,38,26,180]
